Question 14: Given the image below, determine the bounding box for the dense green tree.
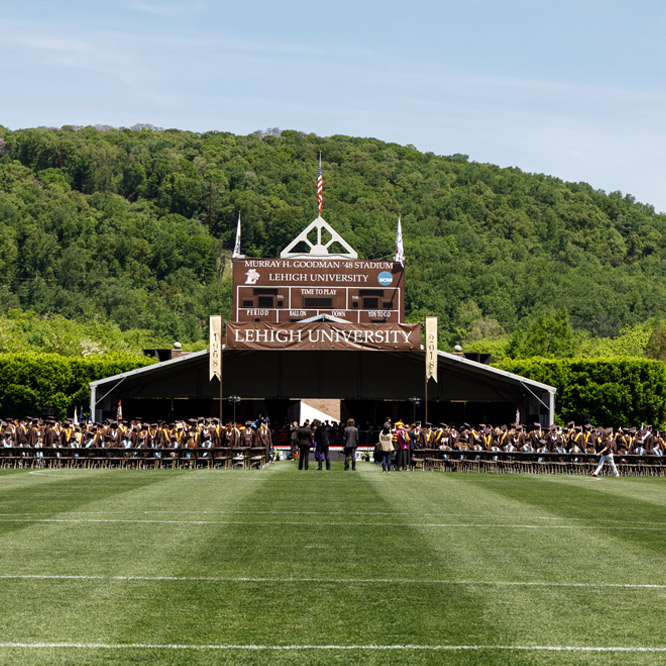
[2,125,666,352]
[508,310,578,358]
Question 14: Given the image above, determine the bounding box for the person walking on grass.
[378,424,393,473]
[592,428,620,478]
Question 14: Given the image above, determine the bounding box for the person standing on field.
[313,419,331,470]
[378,424,393,473]
[343,418,359,471]
[394,421,410,471]
[297,422,313,471]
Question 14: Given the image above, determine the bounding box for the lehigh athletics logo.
[244,269,260,285]
[377,271,393,286]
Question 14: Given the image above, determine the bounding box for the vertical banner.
[209,315,223,381]
[425,316,438,383]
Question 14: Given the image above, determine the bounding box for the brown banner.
[226,321,421,351]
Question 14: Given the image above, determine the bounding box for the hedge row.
[497,357,666,429]
[0,353,155,420]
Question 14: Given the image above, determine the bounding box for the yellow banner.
[425,316,438,382]
[209,315,223,380]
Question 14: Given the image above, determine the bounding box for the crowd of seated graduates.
[376,421,665,456]
[0,416,273,457]
[364,420,666,475]
[2,416,665,471]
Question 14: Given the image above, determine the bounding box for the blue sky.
[3,0,666,211]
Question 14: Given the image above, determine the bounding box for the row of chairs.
[5,445,662,476]
[414,450,666,476]
[0,446,268,470]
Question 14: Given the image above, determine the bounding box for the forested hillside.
[1,124,666,357]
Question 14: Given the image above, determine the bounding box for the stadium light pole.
[228,395,241,424]
[409,396,420,423]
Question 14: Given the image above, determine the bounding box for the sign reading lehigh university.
[227,321,420,352]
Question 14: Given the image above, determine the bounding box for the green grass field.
[1,460,666,665]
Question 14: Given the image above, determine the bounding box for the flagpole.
[317,152,323,214]
[425,378,428,425]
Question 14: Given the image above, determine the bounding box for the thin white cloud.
[130,1,207,17]
[0,19,172,104]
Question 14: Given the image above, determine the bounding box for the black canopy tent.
[89,347,555,427]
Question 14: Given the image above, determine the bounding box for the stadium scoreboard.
[232,258,405,324]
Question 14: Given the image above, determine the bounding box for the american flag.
[317,153,323,212]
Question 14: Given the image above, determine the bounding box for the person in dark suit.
[313,419,331,470]
[297,422,313,470]
[343,418,359,471]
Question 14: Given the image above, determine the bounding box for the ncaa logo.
[378,271,393,286]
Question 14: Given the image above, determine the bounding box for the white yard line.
[0,573,664,589]
[2,509,666,528]
[0,642,665,652]
[0,516,663,530]
[3,509,664,525]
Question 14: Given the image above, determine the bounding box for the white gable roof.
[280,215,357,259]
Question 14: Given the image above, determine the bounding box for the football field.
[1,461,666,665]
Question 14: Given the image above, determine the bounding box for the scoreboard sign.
[233,258,405,324]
